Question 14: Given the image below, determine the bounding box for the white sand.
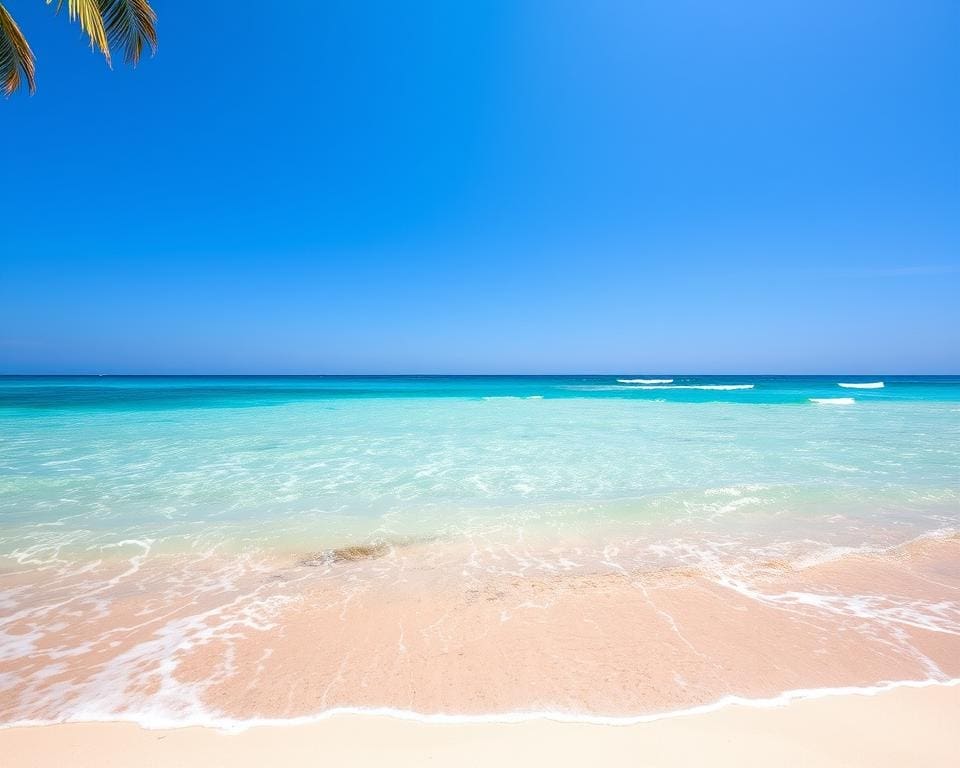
[2,683,958,767]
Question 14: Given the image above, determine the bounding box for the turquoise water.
[2,375,959,564]
[3,375,960,408]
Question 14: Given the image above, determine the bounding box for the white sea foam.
[2,677,956,733]
[636,384,755,391]
[560,384,755,392]
[617,378,674,384]
[810,397,855,405]
[838,382,885,389]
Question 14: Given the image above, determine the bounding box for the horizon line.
[2,373,958,378]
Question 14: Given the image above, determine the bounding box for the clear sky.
[2,0,958,374]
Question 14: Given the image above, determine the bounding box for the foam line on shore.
[3,677,958,734]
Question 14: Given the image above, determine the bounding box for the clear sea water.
[2,375,960,726]
[2,375,959,564]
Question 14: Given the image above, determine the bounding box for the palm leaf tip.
[49,0,111,64]
[0,4,36,95]
[99,0,157,66]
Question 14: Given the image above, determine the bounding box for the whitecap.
[634,384,755,391]
[838,382,884,389]
[617,378,674,384]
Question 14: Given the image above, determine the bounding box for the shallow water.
[1,376,959,726]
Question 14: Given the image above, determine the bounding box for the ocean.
[1,375,959,727]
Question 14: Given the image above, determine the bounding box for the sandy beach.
[3,533,958,724]
[2,682,957,767]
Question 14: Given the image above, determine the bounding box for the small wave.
[810,397,855,405]
[838,382,884,389]
[617,378,674,384]
[634,384,755,391]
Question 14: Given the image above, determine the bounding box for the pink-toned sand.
[1,683,958,767]
[2,535,958,724]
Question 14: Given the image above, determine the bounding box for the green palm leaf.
[0,3,36,95]
[98,0,157,66]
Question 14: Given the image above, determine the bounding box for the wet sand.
[2,535,958,724]
[2,682,958,767]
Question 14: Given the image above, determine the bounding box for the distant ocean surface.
[1,375,959,727]
[3,375,959,553]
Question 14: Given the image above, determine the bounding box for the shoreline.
[2,675,958,732]
[2,682,958,767]
[3,535,958,724]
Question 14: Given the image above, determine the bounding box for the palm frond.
[48,1,111,64]
[98,0,157,66]
[0,3,36,95]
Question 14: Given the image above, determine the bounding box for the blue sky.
[2,0,958,373]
